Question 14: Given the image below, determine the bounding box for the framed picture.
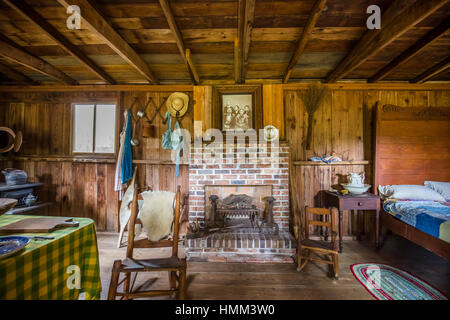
[212,85,262,132]
[222,93,253,131]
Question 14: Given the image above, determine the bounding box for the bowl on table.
[0,236,30,260]
[341,183,371,195]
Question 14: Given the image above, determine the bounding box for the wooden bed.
[374,104,450,261]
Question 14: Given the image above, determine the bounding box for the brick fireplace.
[186,141,296,263]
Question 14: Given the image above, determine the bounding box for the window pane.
[73,104,94,153]
[95,104,116,153]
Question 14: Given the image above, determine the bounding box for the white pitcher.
[348,172,365,187]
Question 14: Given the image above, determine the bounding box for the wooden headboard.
[374,104,450,193]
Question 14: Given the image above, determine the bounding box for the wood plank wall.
[0,89,192,231]
[0,85,449,236]
[282,87,450,239]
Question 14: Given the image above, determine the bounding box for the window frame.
[70,102,119,158]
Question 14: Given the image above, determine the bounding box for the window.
[73,103,116,154]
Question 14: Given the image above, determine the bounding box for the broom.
[299,84,330,150]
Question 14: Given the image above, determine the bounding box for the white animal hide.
[138,191,175,241]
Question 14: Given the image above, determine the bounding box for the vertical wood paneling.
[193,85,212,137]
[1,87,449,233]
[285,88,449,237]
[263,84,285,140]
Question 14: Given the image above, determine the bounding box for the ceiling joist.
[235,0,255,84]
[370,17,450,83]
[325,0,448,83]
[158,0,199,85]
[4,0,115,85]
[411,56,450,83]
[56,0,157,84]
[0,38,77,85]
[0,62,38,85]
[283,0,327,84]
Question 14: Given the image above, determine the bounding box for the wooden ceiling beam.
[0,63,39,85]
[235,0,255,84]
[325,0,448,83]
[158,0,199,84]
[0,39,77,85]
[185,49,200,84]
[56,0,157,84]
[411,56,450,83]
[4,0,115,84]
[370,17,450,83]
[283,0,327,84]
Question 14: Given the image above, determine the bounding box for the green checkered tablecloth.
[0,215,101,300]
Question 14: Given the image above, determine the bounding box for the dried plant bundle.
[299,84,330,150]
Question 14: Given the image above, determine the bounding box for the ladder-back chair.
[297,207,339,279]
[108,183,187,300]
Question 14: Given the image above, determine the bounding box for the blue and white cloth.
[115,110,133,198]
[162,111,184,177]
[384,199,450,243]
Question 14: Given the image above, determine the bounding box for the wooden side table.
[323,191,381,253]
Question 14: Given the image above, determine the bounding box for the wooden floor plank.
[97,232,450,300]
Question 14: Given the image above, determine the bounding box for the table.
[0,215,101,300]
[323,191,381,253]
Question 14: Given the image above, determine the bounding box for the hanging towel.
[162,111,173,150]
[121,110,133,184]
[172,122,184,177]
[161,111,184,176]
[114,111,129,197]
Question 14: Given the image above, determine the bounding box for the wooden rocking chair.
[108,184,187,300]
[297,207,339,279]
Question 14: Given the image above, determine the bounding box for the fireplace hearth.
[186,142,296,263]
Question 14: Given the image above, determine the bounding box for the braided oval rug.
[351,263,448,300]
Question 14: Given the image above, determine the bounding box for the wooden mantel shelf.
[293,160,370,166]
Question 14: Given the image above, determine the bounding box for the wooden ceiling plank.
[0,39,77,85]
[158,0,198,84]
[283,0,327,84]
[4,0,116,85]
[56,0,157,83]
[325,0,448,83]
[370,17,450,83]
[235,0,255,84]
[0,62,39,85]
[411,56,450,83]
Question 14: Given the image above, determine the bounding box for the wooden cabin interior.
[0,0,449,301]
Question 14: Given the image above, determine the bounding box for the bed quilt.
[383,200,450,243]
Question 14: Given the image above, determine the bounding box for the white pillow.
[378,184,446,201]
[424,181,450,200]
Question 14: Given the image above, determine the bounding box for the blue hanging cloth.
[121,110,133,184]
[161,111,184,177]
[162,111,173,150]
[172,122,184,177]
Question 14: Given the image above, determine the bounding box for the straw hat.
[166,92,189,118]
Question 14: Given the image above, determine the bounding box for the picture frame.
[212,85,262,133]
[221,93,253,131]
